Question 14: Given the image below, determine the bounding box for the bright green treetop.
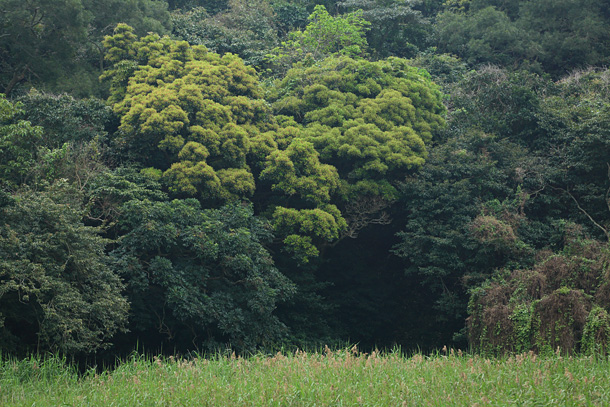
[266,56,445,200]
[102,25,275,203]
[261,56,445,260]
[266,5,371,74]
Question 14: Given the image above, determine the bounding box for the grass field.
[1,347,609,406]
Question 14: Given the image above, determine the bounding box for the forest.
[1,0,610,360]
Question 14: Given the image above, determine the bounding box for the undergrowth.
[1,347,609,406]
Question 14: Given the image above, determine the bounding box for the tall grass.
[2,347,609,406]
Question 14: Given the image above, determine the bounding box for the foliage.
[83,0,171,38]
[468,230,610,355]
[267,56,445,197]
[581,306,610,356]
[29,140,108,192]
[394,130,526,336]
[5,0,610,356]
[4,91,120,195]
[260,139,341,205]
[391,65,562,343]
[167,0,229,14]
[259,136,346,261]
[0,182,128,355]
[0,95,43,187]
[406,50,468,87]
[270,0,310,34]
[538,69,610,241]
[517,0,610,77]
[86,166,169,228]
[111,199,295,352]
[102,25,274,202]
[16,90,114,148]
[266,5,371,74]
[0,0,88,95]
[435,7,530,69]
[446,66,549,147]
[171,0,280,68]
[72,0,171,96]
[263,55,444,261]
[434,0,610,77]
[0,0,171,96]
[339,0,430,58]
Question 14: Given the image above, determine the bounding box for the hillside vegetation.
[1,0,610,358]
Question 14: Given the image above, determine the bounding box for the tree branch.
[340,195,394,240]
[606,163,610,215]
[563,186,609,241]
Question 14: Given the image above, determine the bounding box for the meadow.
[1,347,608,406]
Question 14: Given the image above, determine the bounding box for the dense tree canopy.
[2,0,610,358]
[0,183,128,355]
[267,56,445,197]
[435,0,610,77]
[265,5,370,73]
[171,0,279,68]
[0,96,43,186]
[112,199,295,351]
[262,56,445,261]
[0,0,88,95]
[103,25,275,202]
[338,0,429,58]
[0,0,171,96]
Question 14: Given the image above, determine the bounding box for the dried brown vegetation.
[468,231,610,355]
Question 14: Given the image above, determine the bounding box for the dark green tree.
[171,0,279,68]
[517,0,610,77]
[434,0,610,77]
[391,67,556,345]
[0,0,88,95]
[405,51,469,88]
[270,0,310,35]
[393,130,534,344]
[86,166,169,230]
[112,199,295,352]
[434,6,530,69]
[16,90,114,148]
[167,0,229,14]
[338,0,429,58]
[83,0,170,38]
[0,182,128,355]
[0,0,171,96]
[539,69,610,241]
[446,66,549,147]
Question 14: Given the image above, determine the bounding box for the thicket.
[1,0,610,358]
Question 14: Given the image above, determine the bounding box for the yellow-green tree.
[103,25,352,262]
[264,56,445,250]
[102,24,275,203]
[103,27,445,263]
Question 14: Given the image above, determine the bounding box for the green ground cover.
[1,348,608,406]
